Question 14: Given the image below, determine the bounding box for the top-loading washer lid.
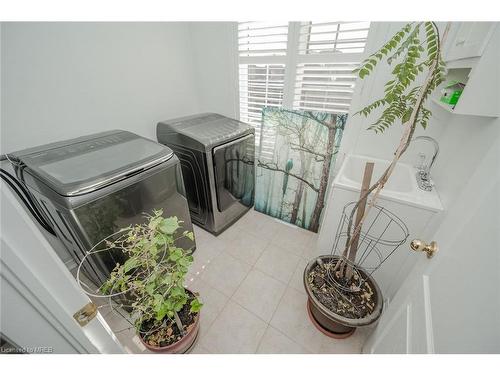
[11,130,174,196]
[157,113,254,150]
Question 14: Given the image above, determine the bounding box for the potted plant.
[304,22,449,337]
[100,209,202,353]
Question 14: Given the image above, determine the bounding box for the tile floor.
[100,209,372,354]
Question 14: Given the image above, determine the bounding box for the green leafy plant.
[355,22,445,134]
[335,22,449,278]
[100,209,202,346]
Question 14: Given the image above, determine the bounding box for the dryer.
[9,130,193,285]
[157,113,255,235]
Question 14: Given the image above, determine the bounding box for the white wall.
[189,22,239,118]
[1,22,200,153]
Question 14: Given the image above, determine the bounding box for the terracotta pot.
[303,255,383,338]
[138,290,200,354]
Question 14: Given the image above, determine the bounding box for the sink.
[334,154,443,212]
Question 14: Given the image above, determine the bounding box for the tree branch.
[257,160,319,193]
[289,142,326,161]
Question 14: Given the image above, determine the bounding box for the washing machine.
[9,130,193,285]
[157,113,255,235]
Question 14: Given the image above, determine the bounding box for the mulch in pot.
[139,296,197,348]
[307,259,377,320]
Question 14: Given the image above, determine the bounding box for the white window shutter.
[298,22,371,55]
[293,62,359,113]
[238,21,371,130]
[238,22,288,57]
[238,22,288,145]
[293,22,370,114]
[239,63,286,142]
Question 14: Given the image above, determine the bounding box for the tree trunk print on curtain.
[255,108,347,232]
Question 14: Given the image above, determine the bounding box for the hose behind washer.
[1,163,56,236]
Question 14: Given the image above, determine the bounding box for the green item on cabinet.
[440,81,465,105]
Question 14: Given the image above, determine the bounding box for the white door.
[0,186,125,354]
[363,139,500,354]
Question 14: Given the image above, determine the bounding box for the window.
[238,21,371,140]
[238,22,288,142]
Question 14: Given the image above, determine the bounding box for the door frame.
[0,185,124,354]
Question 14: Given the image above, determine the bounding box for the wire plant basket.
[74,210,201,353]
[76,227,169,337]
[327,201,410,295]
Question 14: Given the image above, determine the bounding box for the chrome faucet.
[412,136,439,191]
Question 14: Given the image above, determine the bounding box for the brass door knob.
[410,239,438,259]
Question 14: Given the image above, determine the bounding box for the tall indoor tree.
[334,21,449,277]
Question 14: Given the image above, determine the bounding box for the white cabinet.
[435,22,499,118]
[445,22,497,61]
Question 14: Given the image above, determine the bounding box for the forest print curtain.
[255,108,347,233]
